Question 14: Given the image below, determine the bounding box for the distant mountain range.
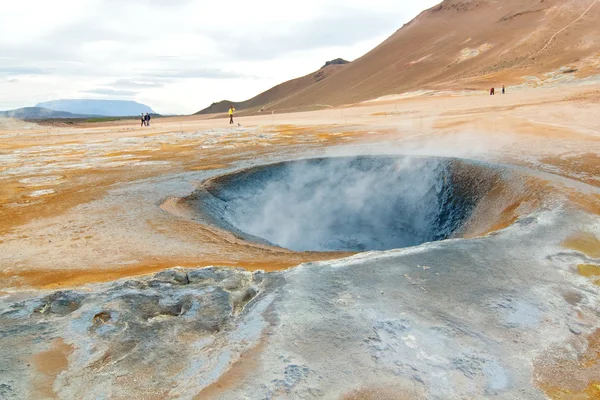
[35,99,155,117]
[0,99,156,120]
[0,107,99,119]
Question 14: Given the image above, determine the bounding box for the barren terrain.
[0,83,599,399]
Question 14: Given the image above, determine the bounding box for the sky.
[0,0,440,115]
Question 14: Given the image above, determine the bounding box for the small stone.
[569,325,582,335]
[92,311,112,325]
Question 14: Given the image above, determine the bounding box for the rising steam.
[203,156,483,252]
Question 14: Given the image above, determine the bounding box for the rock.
[568,325,583,335]
[252,271,266,285]
[190,288,233,332]
[187,267,242,284]
[187,268,218,284]
[161,295,194,317]
[117,293,163,321]
[33,291,84,316]
[220,274,250,291]
[322,58,349,68]
[154,268,189,285]
[231,286,259,312]
[92,311,112,326]
[118,280,147,290]
[241,286,259,302]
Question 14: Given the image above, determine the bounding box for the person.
[502,85,505,94]
[145,113,151,126]
[229,105,235,124]
[141,113,146,127]
[490,87,495,95]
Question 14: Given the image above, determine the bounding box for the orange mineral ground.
[2,86,599,286]
[1,84,600,399]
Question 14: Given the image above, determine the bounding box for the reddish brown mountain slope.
[195,62,347,115]
[199,0,600,114]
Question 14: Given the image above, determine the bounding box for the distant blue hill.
[0,107,99,119]
[36,99,155,117]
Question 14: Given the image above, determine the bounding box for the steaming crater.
[188,156,505,252]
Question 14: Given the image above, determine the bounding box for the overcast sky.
[0,0,439,114]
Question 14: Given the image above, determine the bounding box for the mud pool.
[190,156,503,251]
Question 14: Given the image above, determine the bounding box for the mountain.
[0,107,98,119]
[36,99,155,117]
[322,58,349,68]
[198,0,600,113]
[195,59,349,115]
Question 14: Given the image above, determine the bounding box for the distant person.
[229,105,235,124]
[141,113,146,127]
[145,113,151,126]
[490,87,495,95]
[502,85,505,94]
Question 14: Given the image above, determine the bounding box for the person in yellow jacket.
[229,105,235,124]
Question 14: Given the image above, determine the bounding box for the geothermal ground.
[1,85,600,399]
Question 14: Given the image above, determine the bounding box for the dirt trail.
[531,0,599,58]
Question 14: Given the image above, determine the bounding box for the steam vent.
[189,156,501,252]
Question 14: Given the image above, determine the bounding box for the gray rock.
[33,291,85,316]
[154,268,189,285]
[187,267,242,284]
[220,275,249,291]
[568,325,583,335]
[252,271,266,284]
[231,286,260,312]
[187,268,218,284]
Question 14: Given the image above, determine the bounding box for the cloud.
[0,66,48,75]
[102,0,197,6]
[211,6,407,61]
[0,0,439,113]
[136,68,254,79]
[83,88,139,96]
[109,79,165,88]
